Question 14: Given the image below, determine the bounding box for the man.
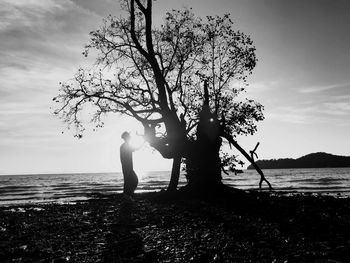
[120,131,139,196]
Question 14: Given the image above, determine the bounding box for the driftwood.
[249,142,272,190]
[222,133,272,191]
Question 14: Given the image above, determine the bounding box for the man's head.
[121,131,131,142]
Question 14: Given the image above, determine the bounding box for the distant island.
[247,152,350,169]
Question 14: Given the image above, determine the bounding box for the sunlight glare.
[129,133,145,149]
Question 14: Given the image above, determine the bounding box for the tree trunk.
[167,155,182,192]
[183,80,223,191]
[184,137,223,192]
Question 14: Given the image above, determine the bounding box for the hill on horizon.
[247,152,350,169]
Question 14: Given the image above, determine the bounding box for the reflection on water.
[0,168,349,206]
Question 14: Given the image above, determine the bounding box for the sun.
[115,117,172,176]
[133,146,172,179]
[129,133,145,149]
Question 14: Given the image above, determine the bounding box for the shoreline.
[1,191,349,262]
[1,189,349,208]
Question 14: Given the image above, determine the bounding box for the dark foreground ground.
[0,191,349,263]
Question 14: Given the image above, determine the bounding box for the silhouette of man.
[120,131,139,196]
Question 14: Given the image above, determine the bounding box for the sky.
[1,0,350,175]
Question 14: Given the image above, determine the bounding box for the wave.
[0,168,349,206]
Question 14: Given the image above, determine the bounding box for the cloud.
[0,0,105,151]
[71,0,122,17]
[331,94,350,101]
[0,0,102,73]
[0,0,105,97]
[249,79,281,92]
[267,97,350,125]
[323,101,350,114]
[268,110,308,124]
[259,78,350,126]
[297,83,350,94]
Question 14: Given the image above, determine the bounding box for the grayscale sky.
[1,0,350,174]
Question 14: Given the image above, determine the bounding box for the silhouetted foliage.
[54,0,268,192]
[248,152,350,169]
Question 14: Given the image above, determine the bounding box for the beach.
[1,190,349,262]
[2,0,350,262]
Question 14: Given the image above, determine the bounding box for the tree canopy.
[54,0,269,191]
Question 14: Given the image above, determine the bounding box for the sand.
[0,191,349,262]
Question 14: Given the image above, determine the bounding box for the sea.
[0,168,349,206]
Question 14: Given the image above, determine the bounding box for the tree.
[54,0,271,193]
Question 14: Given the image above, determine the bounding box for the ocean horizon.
[1,167,350,206]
